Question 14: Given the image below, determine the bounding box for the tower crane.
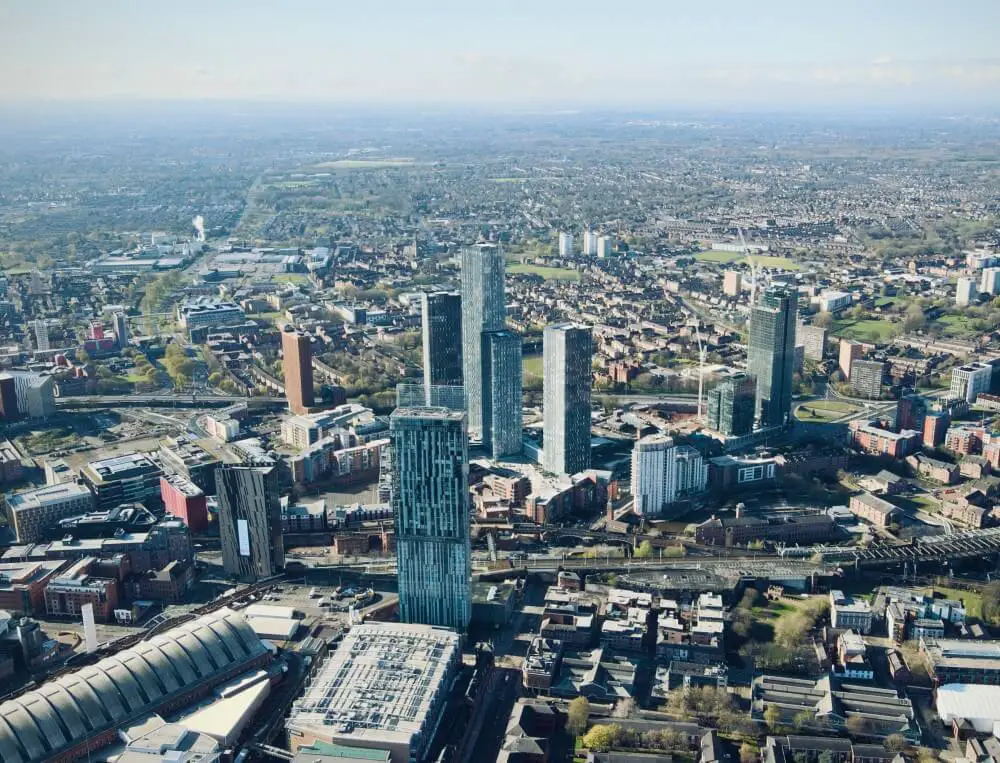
[738,226,759,304]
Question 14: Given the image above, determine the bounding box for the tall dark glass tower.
[216,465,283,582]
[391,407,471,630]
[461,243,506,440]
[706,373,756,436]
[421,292,463,401]
[481,329,523,459]
[747,284,798,428]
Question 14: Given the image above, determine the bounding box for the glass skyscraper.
[391,407,471,631]
[461,243,506,440]
[481,329,523,459]
[706,372,756,436]
[421,291,463,402]
[543,323,593,475]
[747,284,798,428]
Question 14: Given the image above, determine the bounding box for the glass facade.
[747,285,797,428]
[481,330,523,459]
[706,373,756,436]
[391,407,471,630]
[421,291,463,396]
[460,244,506,439]
[543,323,593,475]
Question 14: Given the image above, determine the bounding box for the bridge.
[820,527,1000,567]
[55,393,286,409]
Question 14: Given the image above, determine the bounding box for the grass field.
[831,318,897,341]
[793,400,861,422]
[934,313,979,339]
[694,251,802,270]
[273,273,309,284]
[523,354,543,376]
[507,263,581,281]
[925,586,982,619]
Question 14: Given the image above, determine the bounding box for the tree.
[903,302,926,333]
[612,697,636,719]
[764,705,781,729]
[740,742,759,763]
[819,751,835,763]
[813,311,833,328]
[982,581,1000,625]
[75,349,90,364]
[883,734,908,753]
[582,724,621,752]
[845,715,870,737]
[917,748,939,763]
[566,696,590,737]
[793,710,813,731]
[634,540,653,559]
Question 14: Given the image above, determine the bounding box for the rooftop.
[83,452,159,482]
[7,482,92,511]
[288,622,460,749]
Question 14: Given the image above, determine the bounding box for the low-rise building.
[922,638,1000,686]
[848,420,920,458]
[830,590,874,634]
[906,454,960,485]
[848,492,900,528]
[81,452,163,510]
[523,637,563,690]
[5,482,95,543]
[43,556,120,622]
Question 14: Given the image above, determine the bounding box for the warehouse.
[936,683,1000,734]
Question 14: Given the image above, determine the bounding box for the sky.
[1,0,999,110]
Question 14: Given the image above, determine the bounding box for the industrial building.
[0,608,271,763]
[922,638,1000,686]
[287,622,461,763]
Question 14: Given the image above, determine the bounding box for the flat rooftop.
[7,482,92,511]
[288,622,460,749]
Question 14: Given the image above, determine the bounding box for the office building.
[159,436,221,493]
[922,639,1000,686]
[956,277,978,307]
[839,339,862,379]
[80,452,163,510]
[216,466,283,582]
[0,375,17,420]
[481,329,523,459]
[850,360,885,399]
[705,373,756,436]
[982,268,1000,296]
[583,230,598,256]
[287,622,461,763]
[951,362,993,403]
[391,408,470,630]
[543,323,593,475]
[830,590,874,633]
[5,483,95,543]
[631,434,709,518]
[558,231,574,257]
[176,299,246,329]
[798,323,827,361]
[112,311,129,348]
[421,292,463,402]
[32,320,49,352]
[747,284,797,428]
[818,291,852,313]
[597,235,614,258]
[6,372,55,419]
[281,326,315,415]
[160,474,209,532]
[461,243,506,440]
[723,271,741,297]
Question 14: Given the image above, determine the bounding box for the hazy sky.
[1,0,999,109]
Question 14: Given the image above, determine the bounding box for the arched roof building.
[0,608,268,763]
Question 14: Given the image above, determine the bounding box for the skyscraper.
[956,277,977,307]
[33,320,49,352]
[850,360,885,399]
[543,323,592,475]
[391,407,471,630]
[583,230,598,256]
[461,243,506,439]
[282,326,314,415]
[839,339,862,379]
[216,465,283,582]
[631,434,709,518]
[481,330,523,459]
[421,291,463,402]
[747,284,797,429]
[112,312,129,349]
[705,373,756,436]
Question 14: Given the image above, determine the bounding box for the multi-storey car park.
[287,622,461,763]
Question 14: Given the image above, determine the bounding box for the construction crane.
[738,226,759,304]
[692,319,707,422]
